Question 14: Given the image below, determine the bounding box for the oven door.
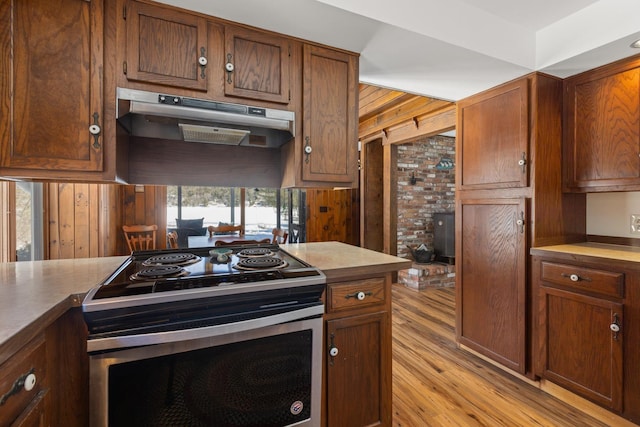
[89,309,322,427]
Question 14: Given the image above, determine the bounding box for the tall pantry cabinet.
[455,73,585,375]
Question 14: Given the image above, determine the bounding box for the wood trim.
[383,105,456,145]
[587,234,640,247]
[0,181,16,262]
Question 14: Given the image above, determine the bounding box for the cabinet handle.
[560,272,592,282]
[518,152,527,173]
[516,211,525,234]
[89,112,101,149]
[304,137,312,163]
[225,53,234,84]
[610,313,621,340]
[198,47,207,79]
[345,291,372,301]
[0,368,35,406]
[328,333,338,366]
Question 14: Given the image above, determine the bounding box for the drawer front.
[327,277,386,312]
[0,336,47,427]
[540,261,624,298]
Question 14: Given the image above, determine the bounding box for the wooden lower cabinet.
[0,308,87,427]
[532,252,640,424]
[324,275,392,427]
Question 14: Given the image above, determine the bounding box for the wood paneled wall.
[119,185,167,254]
[46,183,167,259]
[306,188,359,245]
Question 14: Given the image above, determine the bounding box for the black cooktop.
[86,244,322,301]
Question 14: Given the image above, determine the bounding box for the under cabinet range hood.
[116,88,295,147]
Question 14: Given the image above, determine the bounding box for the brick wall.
[396,135,455,260]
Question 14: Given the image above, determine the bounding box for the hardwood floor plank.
[391,284,614,427]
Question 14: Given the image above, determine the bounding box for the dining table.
[187,234,272,248]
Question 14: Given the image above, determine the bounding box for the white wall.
[587,192,640,237]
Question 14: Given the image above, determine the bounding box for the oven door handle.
[87,304,324,353]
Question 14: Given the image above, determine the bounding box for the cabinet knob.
[89,112,101,149]
[0,368,35,406]
[199,47,207,79]
[225,53,234,84]
[329,346,339,357]
[304,137,312,163]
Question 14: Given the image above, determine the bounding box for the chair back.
[167,231,178,249]
[271,228,289,244]
[122,224,158,253]
[208,224,245,238]
[215,238,270,246]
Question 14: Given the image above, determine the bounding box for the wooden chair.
[167,231,178,249]
[208,224,245,238]
[215,238,270,246]
[122,225,158,253]
[271,228,289,244]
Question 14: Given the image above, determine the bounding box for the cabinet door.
[564,62,640,190]
[457,78,529,189]
[302,44,358,184]
[125,0,208,91]
[539,287,623,411]
[1,0,103,172]
[223,25,290,104]
[456,198,527,373]
[326,311,390,427]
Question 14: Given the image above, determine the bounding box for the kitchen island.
[0,242,410,427]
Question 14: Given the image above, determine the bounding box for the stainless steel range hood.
[116,88,295,147]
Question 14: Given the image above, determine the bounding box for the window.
[0,181,44,262]
[167,186,305,241]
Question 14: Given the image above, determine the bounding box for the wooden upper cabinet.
[224,25,291,104]
[457,78,529,190]
[564,56,640,191]
[0,0,104,174]
[124,0,208,91]
[302,44,358,184]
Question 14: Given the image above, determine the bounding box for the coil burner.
[237,248,276,258]
[234,256,288,271]
[130,265,189,281]
[142,252,200,267]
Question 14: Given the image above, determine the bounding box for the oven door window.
[108,329,313,427]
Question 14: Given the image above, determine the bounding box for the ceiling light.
[631,39,640,48]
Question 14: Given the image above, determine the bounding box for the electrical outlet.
[631,214,640,233]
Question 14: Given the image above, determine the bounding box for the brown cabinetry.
[457,78,529,190]
[124,0,208,91]
[324,276,391,427]
[457,198,527,373]
[532,254,633,417]
[455,73,586,376]
[283,44,358,187]
[0,335,48,427]
[0,308,88,427]
[224,25,292,104]
[0,0,105,178]
[564,55,640,191]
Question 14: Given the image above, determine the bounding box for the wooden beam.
[383,105,456,145]
[359,97,452,138]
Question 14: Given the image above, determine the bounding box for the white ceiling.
[156,0,640,101]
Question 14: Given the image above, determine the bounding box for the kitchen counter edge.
[0,242,410,363]
[531,242,640,265]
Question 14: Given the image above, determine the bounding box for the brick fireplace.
[396,134,456,290]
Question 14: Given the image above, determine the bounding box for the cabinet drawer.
[540,261,624,298]
[0,335,47,427]
[327,277,386,312]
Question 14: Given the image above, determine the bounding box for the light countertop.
[0,242,410,356]
[531,242,640,264]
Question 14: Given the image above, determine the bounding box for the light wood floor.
[391,284,616,427]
